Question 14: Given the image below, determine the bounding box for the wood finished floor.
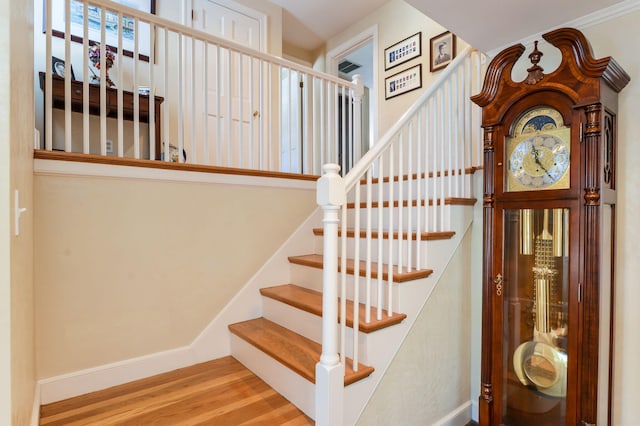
[40,356,313,425]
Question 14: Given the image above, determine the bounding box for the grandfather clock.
[471,28,629,425]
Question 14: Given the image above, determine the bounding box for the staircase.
[215,47,485,424]
[226,172,477,423]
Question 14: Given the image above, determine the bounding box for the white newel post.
[351,75,364,163]
[316,163,346,426]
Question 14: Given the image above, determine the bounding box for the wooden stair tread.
[346,197,476,209]
[312,228,455,241]
[288,254,433,283]
[229,317,374,386]
[260,284,407,333]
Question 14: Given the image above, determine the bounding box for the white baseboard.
[432,401,471,426]
[38,345,194,404]
[30,382,40,426]
[471,399,479,423]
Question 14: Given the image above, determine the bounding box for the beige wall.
[1,0,36,424]
[582,12,640,425]
[323,0,469,138]
[357,226,472,424]
[34,174,315,378]
[0,0,11,417]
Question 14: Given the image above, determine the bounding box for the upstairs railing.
[39,0,363,175]
[316,46,485,425]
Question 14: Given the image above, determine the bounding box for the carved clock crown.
[471,27,630,124]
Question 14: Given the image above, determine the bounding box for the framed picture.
[51,56,76,80]
[430,31,456,72]
[43,0,156,62]
[384,32,421,71]
[385,64,422,100]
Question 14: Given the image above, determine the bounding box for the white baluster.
[116,12,124,157]
[351,74,364,165]
[45,0,52,151]
[203,41,209,164]
[82,2,90,154]
[416,107,423,270]
[376,156,384,320]
[133,17,140,160]
[99,7,107,156]
[64,0,71,153]
[365,169,373,323]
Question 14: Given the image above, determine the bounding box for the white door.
[190,0,263,168]
[192,0,261,50]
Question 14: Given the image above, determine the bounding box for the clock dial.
[509,135,570,188]
[506,107,570,191]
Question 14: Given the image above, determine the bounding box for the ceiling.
[273,0,625,53]
[271,0,389,51]
[406,0,624,52]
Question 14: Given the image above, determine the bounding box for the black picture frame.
[384,32,421,71]
[385,64,422,100]
[51,56,76,80]
[43,0,156,62]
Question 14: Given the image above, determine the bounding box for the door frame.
[326,25,379,149]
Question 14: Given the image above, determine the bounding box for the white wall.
[0,0,12,419]
[582,11,640,425]
[357,225,473,424]
[1,0,36,424]
[323,0,469,138]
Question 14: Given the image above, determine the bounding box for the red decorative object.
[88,43,115,87]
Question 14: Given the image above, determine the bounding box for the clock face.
[506,107,571,192]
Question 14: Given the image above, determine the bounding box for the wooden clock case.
[471,27,630,425]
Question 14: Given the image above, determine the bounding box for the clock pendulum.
[513,209,567,398]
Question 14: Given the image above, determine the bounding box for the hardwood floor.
[39,356,314,425]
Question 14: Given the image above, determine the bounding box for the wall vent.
[338,59,361,74]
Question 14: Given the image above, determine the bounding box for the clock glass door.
[502,208,569,425]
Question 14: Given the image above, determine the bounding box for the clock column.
[479,125,496,425]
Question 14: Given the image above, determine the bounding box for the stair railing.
[39,0,363,175]
[316,46,485,425]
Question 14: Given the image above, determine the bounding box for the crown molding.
[487,0,640,57]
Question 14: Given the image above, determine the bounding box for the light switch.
[14,189,27,236]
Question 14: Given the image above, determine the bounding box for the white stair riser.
[346,175,470,202]
[289,263,402,313]
[317,236,428,267]
[230,334,316,419]
[262,297,323,344]
[261,295,408,366]
[346,204,452,233]
[314,233,456,269]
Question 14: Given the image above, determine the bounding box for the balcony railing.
[39,0,363,175]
